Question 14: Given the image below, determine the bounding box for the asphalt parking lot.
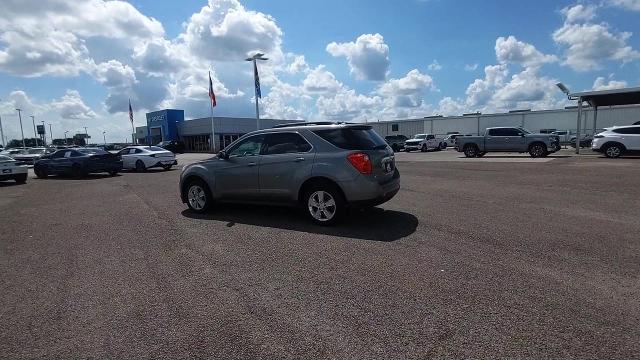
[1,150,639,359]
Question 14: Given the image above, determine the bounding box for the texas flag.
[209,71,217,107]
[128,99,133,124]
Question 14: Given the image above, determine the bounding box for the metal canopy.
[568,87,640,153]
[570,87,640,107]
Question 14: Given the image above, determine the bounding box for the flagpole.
[253,59,260,131]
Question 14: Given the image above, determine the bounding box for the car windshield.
[413,135,427,139]
[27,148,45,154]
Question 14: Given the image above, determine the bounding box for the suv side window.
[227,135,265,157]
[613,127,640,134]
[263,133,312,155]
[51,150,67,159]
[426,135,435,140]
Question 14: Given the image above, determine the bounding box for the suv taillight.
[347,152,372,174]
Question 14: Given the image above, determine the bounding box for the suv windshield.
[313,127,387,150]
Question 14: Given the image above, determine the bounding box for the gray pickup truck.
[456,127,560,158]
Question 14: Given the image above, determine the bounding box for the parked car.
[443,134,461,148]
[157,140,185,154]
[12,147,48,165]
[456,127,560,158]
[569,135,593,148]
[34,148,122,178]
[0,155,28,183]
[384,135,408,152]
[404,134,444,152]
[117,146,177,172]
[0,148,28,158]
[180,123,400,225]
[592,125,640,158]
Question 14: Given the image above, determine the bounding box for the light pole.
[0,98,5,148]
[49,124,53,143]
[83,126,88,147]
[41,120,46,146]
[245,53,268,130]
[30,115,37,145]
[16,108,26,148]
[64,131,69,145]
[103,131,106,146]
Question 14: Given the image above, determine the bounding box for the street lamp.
[0,98,5,148]
[102,131,106,146]
[41,120,46,146]
[30,115,37,145]
[48,124,53,143]
[16,108,26,148]
[245,52,268,130]
[64,130,69,145]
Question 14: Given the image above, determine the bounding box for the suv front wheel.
[186,179,212,213]
[304,184,345,226]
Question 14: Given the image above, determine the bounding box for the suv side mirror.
[218,150,229,160]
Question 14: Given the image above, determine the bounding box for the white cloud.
[465,64,508,107]
[51,90,97,119]
[427,60,442,71]
[377,69,434,108]
[302,66,343,93]
[437,97,466,116]
[495,36,557,67]
[608,0,640,11]
[326,33,390,81]
[464,64,479,71]
[180,0,283,62]
[561,4,597,23]
[592,76,628,90]
[93,60,137,88]
[315,89,382,121]
[286,54,310,74]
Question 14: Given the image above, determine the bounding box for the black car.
[384,135,408,152]
[157,140,185,154]
[34,148,123,178]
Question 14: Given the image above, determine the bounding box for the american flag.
[128,99,133,124]
[253,61,261,99]
[208,71,217,107]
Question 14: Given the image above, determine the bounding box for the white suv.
[592,125,640,158]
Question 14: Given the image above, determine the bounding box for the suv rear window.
[313,127,387,150]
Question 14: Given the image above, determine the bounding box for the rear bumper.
[150,159,177,168]
[340,169,400,206]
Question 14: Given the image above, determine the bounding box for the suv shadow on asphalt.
[32,173,121,180]
[181,205,418,242]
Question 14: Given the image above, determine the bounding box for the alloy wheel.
[308,190,337,222]
[606,145,621,158]
[188,185,207,211]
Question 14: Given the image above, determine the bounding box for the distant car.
[117,146,177,172]
[0,155,28,183]
[384,135,408,152]
[0,148,27,158]
[569,135,593,148]
[456,127,560,158]
[443,134,461,148]
[157,140,185,154]
[404,134,444,152]
[34,148,122,178]
[592,125,640,158]
[12,147,48,165]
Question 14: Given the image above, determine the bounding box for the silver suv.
[179,123,400,225]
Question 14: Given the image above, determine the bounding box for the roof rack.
[273,121,352,128]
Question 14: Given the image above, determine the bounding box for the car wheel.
[463,145,478,158]
[34,166,48,178]
[162,165,172,171]
[135,160,147,172]
[604,143,623,158]
[421,144,427,152]
[304,184,345,226]
[186,179,212,213]
[441,143,447,150]
[14,174,27,184]
[529,143,547,158]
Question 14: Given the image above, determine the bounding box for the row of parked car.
[384,134,461,152]
[0,145,178,184]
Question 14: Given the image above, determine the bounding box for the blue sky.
[1,0,639,142]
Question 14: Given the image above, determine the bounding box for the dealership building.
[369,104,640,139]
[138,103,640,152]
[135,109,300,152]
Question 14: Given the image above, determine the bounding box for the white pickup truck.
[403,134,445,152]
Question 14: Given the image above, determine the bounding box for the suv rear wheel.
[529,143,547,158]
[304,184,345,226]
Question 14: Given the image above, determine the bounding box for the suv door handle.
[294,157,305,162]
[247,162,257,166]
